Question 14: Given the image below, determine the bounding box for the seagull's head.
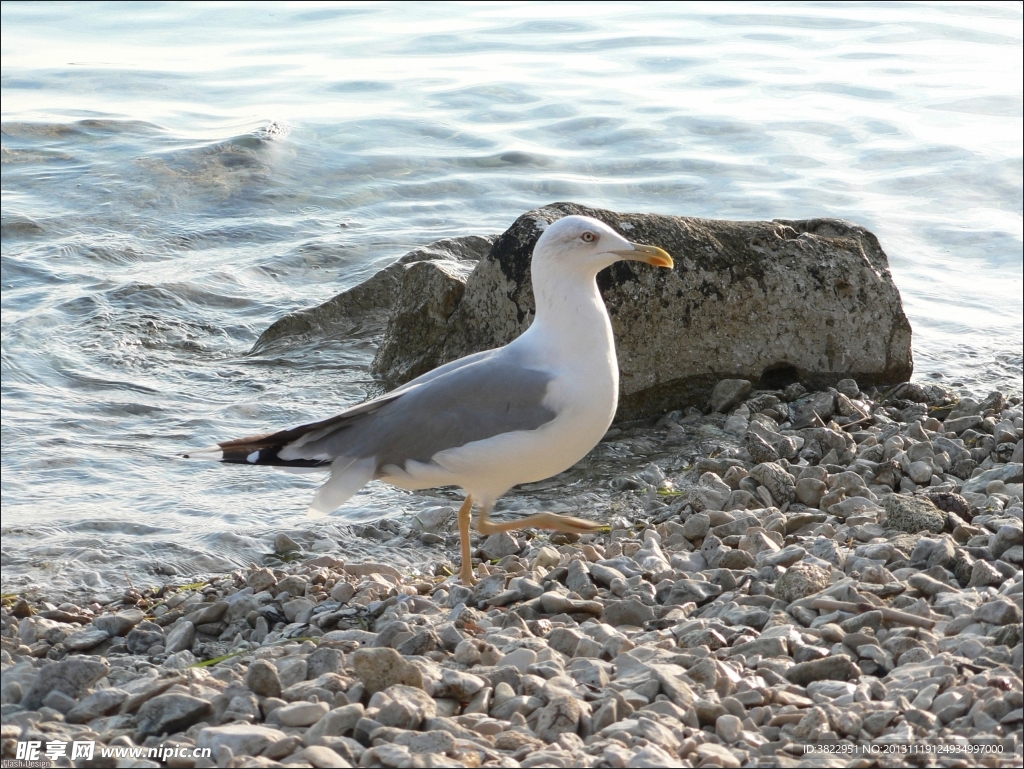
[533,215,673,277]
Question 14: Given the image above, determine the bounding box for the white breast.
[380,255,621,506]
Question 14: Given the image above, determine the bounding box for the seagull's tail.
[188,431,331,468]
[185,418,377,518]
[190,419,345,469]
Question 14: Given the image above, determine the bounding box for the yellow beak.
[613,242,673,268]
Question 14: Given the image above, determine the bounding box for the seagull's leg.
[457,495,476,586]
[476,504,604,537]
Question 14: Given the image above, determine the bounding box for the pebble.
[884,493,948,533]
[774,562,829,603]
[245,658,283,698]
[198,723,287,756]
[63,626,110,650]
[136,693,213,735]
[273,700,329,726]
[715,713,742,742]
[1,382,1020,768]
[352,647,423,693]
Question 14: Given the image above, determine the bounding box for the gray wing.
[274,350,557,471]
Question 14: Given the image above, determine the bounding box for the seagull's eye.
[580,231,597,243]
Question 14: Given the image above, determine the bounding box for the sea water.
[2,1,1021,594]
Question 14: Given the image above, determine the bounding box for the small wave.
[927,96,1023,118]
[0,213,44,237]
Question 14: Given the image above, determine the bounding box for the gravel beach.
[3,380,1022,768]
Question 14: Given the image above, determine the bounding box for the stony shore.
[2,380,1022,768]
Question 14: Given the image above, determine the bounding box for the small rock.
[883,494,946,534]
[351,647,423,694]
[534,693,581,743]
[774,562,829,603]
[715,713,742,743]
[411,506,454,533]
[601,598,656,627]
[137,693,213,736]
[21,656,109,710]
[63,627,110,651]
[968,560,1004,588]
[786,655,858,686]
[93,608,145,637]
[303,746,351,769]
[273,701,329,727]
[198,723,287,757]
[750,462,796,505]
[795,477,827,508]
[164,620,195,654]
[376,684,437,729]
[274,532,301,553]
[330,581,355,603]
[681,513,711,540]
[480,532,520,560]
[303,703,365,746]
[245,659,283,698]
[246,568,277,592]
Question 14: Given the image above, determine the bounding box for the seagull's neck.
[521,265,616,369]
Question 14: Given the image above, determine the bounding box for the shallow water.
[2,2,1022,596]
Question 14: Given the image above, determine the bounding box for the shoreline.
[2,379,1022,768]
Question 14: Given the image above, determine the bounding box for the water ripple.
[1,0,1020,596]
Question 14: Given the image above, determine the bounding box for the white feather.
[307,456,375,517]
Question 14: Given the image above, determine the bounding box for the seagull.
[205,215,672,584]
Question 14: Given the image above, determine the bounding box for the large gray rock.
[251,236,495,352]
[368,203,912,420]
[371,259,477,384]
